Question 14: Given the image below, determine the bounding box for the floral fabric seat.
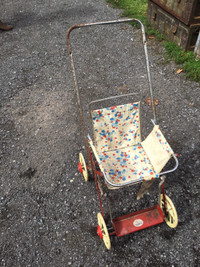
[97,144,159,183]
[92,102,141,153]
[89,102,174,187]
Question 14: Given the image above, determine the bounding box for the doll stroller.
[67,18,179,250]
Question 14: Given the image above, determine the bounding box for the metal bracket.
[158,175,166,205]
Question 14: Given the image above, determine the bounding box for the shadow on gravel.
[11,5,98,28]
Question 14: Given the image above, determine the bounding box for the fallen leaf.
[154,99,159,105]
[117,84,127,93]
[177,69,183,74]
[121,26,127,30]
[145,97,159,106]
[148,36,155,39]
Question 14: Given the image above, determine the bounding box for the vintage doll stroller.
[67,18,179,250]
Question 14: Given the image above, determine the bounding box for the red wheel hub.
[97,225,103,239]
[78,162,83,173]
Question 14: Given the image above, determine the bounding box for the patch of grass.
[107,0,147,22]
[164,41,200,82]
[106,0,200,83]
[164,42,193,64]
[106,0,164,39]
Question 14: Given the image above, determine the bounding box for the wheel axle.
[97,225,103,239]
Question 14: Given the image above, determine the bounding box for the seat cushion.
[97,143,159,185]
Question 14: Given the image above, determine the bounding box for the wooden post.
[194,30,200,59]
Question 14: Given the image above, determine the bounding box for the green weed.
[107,0,147,24]
[164,41,200,82]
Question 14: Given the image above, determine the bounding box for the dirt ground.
[1,0,200,266]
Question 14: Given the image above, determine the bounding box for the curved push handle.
[67,18,145,53]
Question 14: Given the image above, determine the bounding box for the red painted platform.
[112,205,164,237]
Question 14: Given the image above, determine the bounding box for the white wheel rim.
[97,213,111,250]
[160,194,178,228]
[79,153,88,181]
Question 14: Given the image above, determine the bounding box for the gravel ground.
[1,1,200,266]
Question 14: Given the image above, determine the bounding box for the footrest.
[112,205,164,237]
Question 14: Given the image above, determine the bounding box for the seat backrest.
[91,102,141,153]
[141,125,174,173]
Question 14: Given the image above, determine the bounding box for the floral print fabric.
[89,103,173,187]
[91,102,141,153]
[141,125,174,173]
[88,134,159,186]
[155,126,173,155]
[98,144,159,184]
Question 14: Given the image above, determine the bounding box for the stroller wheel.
[79,153,88,181]
[160,194,178,228]
[97,213,111,250]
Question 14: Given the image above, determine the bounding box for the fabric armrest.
[141,125,174,173]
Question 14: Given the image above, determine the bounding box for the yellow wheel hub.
[97,213,111,250]
[160,194,178,228]
[79,153,88,181]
